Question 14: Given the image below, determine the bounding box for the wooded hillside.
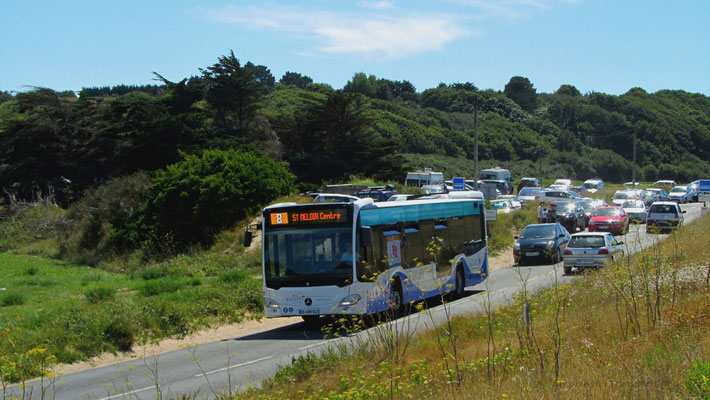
[2,51,709,204]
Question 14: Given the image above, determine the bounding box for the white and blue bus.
[249,197,488,321]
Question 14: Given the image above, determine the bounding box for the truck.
[479,167,513,194]
[405,169,444,187]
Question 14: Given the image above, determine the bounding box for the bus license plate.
[525,251,539,256]
[298,309,320,315]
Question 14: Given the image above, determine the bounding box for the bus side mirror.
[243,230,253,248]
[361,226,373,247]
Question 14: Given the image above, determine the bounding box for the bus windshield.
[264,227,354,289]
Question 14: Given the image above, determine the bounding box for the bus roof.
[359,198,483,226]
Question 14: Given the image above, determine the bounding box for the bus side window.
[403,223,423,269]
[419,220,436,265]
[357,225,387,282]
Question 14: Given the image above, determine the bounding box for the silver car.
[563,232,624,274]
[621,200,647,223]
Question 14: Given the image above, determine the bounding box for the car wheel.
[564,266,572,275]
[553,249,561,264]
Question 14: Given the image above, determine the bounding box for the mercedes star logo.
[304,298,312,306]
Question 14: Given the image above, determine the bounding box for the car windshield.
[622,201,645,208]
[568,191,583,198]
[649,204,678,215]
[490,201,509,209]
[519,225,555,239]
[670,187,687,193]
[567,236,606,248]
[556,203,576,213]
[519,187,541,196]
[583,182,597,189]
[594,208,621,217]
[613,192,633,199]
[422,185,445,194]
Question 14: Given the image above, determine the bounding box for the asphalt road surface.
[7,203,704,399]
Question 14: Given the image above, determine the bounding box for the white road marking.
[195,356,273,377]
[95,385,154,400]
[298,340,331,351]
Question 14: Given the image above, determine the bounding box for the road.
[7,203,704,399]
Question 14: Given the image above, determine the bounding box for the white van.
[405,169,444,187]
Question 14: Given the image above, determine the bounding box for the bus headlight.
[339,294,361,307]
[264,298,280,310]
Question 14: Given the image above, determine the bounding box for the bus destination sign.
[267,207,349,227]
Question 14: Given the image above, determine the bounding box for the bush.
[103,317,137,352]
[1,293,25,307]
[139,267,168,280]
[59,172,151,264]
[219,268,249,284]
[23,265,39,275]
[139,278,183,296]
[84,285,116,303]
[512,208,535,230]
[120,149,294,253]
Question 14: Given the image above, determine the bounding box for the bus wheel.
[301,315,320,327]
[390,283,404,318]
[454,268,465,299]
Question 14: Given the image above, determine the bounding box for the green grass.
[0,252,263,382]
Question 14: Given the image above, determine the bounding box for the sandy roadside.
[52,247,514,376]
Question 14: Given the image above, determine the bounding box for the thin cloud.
[199,5,469,59]
[447,0,552,20]
[359,0,396,9]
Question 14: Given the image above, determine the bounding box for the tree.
[0,88,76,202]
[286,91,405,183]
[504,76,537,112]
[343,72,377,97]
[244,61,275,94]
[121,149,294,251]
[200,51,263,135]
[279,72,313,89]
[555,84,581,97]
[0,91,14,104]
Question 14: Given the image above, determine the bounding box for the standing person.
[538,201,545,223]
[548,203,558,223]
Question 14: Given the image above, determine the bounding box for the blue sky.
[1,0,709,95]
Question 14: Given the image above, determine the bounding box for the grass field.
[241,211,710,399]
[0,251,263,383]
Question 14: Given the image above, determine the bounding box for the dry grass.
[240,212,710,399]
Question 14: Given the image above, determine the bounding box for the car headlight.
[514,242,520,250]
[339,294,361,307]
[264,298,280,310]
[545,240,554,250]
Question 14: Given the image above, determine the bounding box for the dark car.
[517,177,541,194]
[513,223,570,265]
[480,179,513,195]
[355,185,398,202]
[552,201,587,233]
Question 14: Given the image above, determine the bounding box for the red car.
[587,206,629,235]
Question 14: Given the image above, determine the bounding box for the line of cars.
[511,177,695,275]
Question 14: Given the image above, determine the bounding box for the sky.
[1,0,709,96]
